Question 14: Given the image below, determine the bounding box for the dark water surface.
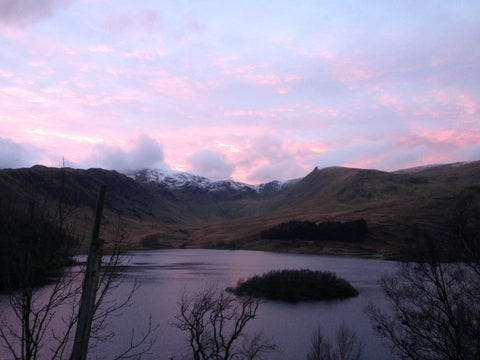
[1,249,397,359]
[110,249,396,360]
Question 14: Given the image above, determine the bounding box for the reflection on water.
[0,249,397,360]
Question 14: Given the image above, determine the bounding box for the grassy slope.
[1,161,479,259]
[184,163,480,259]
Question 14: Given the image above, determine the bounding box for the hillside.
[0,161,479,259]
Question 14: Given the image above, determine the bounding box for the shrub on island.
[228,269,359,303]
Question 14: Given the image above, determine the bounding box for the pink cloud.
[224,110,271,118]
[285,74,301,82]
[26,129,104,144]
[88,44,114,53]
[217,55,240,62]
[453,130,480,147]
[336,66,382,83]
[455,94,478,116]
[0,70,14,78]
[207,81,221,88]
[318,50,337,60]
[124,50,165,60]
[244,74,281,85]
[287,142,328,155]
[228,136,313,183]
[215,141,240,154]
[411,88,480,124]
[412,109,442,119]
[157,133,316,183]
[1,0,479,183]
[412,128,480,148]
[149,75,197,99]
[242,73,301,87]
[297,49,337,61]
[423,130,457,143]
[273,104,303,113]
[308,107,339,116]
[27,61,44,67]
[222,65,257,75]
[376,94,400,107]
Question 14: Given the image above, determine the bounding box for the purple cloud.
[0,0,74,27]
[102,9,162,35]
[187,149,234,180]
[0,138,46,169]
[82,135,166,172]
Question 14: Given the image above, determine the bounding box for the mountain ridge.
[125,161,475,194]
[124,168,296,194]
[0,161,479,259]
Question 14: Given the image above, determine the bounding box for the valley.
[1,161,479,260]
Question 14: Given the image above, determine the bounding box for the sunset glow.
[0,1,479,183]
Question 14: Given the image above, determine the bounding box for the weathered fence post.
[70,184,106,360]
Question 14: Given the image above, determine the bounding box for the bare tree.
[335,325,363,360]
[306,323,363,360]
[306,326,333,360]
[0,195,79,360]
[172,286,275,360]
[366,187,480,360]
[366,261,480,360]
[453,186,480,274]
[0,186,156,360]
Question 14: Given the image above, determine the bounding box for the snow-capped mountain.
[124,168,285,194]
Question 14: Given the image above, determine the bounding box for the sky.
[0,0,479,184]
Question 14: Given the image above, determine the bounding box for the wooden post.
[70,184,106,360]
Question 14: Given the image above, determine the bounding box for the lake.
[0,249,397,360]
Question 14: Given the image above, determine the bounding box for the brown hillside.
[0,161,479,259]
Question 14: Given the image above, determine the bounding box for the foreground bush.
[229,269,358,302]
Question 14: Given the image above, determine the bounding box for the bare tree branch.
[306,323,362,360]
[367,189,480,360]
[172,285,275,360]
[0,186,157,360]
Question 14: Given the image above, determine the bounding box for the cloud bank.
[0,0,74,27]
[0,1,479,183]
[0,138,45,169]
[187,149,234,180]
[82,135,167,172]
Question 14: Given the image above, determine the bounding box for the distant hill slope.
[0,161,479,259]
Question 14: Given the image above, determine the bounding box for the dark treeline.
[0,201,75,290]
[261,218,368,242]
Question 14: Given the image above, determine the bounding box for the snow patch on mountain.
[124,168,285,193]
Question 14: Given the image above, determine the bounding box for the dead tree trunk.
[70,184,106,360]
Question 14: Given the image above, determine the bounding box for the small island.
[228,269,359,302]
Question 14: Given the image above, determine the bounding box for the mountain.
[125,168,294,194]
[0,161,479,259]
